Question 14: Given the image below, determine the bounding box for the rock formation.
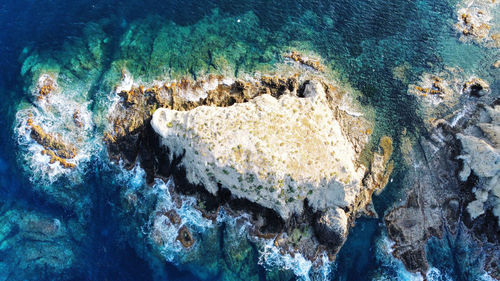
[284,51,325,72]
[36,73,57,101]
[27,115,77,169]
[455,0,499,47]
[106,71,394,260]
[152,80,369,220]
[386,70,500,278]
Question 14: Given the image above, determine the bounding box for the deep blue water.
[0,0,498,280]
[0,2,207,280]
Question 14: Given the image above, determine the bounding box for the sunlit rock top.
[152,79,391,219]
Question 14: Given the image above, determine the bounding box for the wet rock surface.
[28,118,78,169]
[284,51,325,72]
[176,225,195,248]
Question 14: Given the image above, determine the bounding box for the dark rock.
[313,207,348,254]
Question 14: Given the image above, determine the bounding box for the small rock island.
[105,68,394,260]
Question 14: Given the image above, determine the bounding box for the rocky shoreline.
[385,68,499,278]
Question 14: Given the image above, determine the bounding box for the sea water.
[0,0,499,280]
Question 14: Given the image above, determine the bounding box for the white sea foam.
[116,162,146,189]
[117,163,332,280]
[115,70,134,93]
[258,239,314,281]
[373,235,425,281]
[372,233,499,281]
[141,177,215,262]
[113,157,338,280]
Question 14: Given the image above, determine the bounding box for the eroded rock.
[177,225,195,248]
[27,116,77,169]
[107,71,393,260]
[35,73,57,101]
[313,207,348,250]
[386,70,499,277]
[458,104,500,224]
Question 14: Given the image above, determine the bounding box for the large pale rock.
[458,105,500,225]
[151,81,367,220]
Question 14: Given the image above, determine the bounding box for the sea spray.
[15,85,97,184]
[372,234,425,281]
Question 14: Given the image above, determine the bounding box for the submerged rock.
[0,208,78,280]
[455,0,499,46]
[284,51,325,72]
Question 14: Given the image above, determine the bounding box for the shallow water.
[1,0,499,280]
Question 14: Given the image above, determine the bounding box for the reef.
[106,70,393,262]
[385,69,500,278]
[0,207,79,280]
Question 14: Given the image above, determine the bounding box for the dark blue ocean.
[0,0,498,280]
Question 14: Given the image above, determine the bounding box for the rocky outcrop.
[105,74,296,169]
[313,207,348,250]
[386,70,500,278]
[457,104,500,224]
[16,70,96,180]
[455,0,499,47]
[107,71,394,261]
[151,80,369,219]
[284,51,325,72]
[176,225,195,248]
[26,115,77,169]
[35,73,57,101]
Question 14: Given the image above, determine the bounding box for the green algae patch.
[110,10,282,81]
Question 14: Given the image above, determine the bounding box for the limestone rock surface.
[151,81,367,219]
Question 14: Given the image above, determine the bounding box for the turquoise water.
[1,0,499,280]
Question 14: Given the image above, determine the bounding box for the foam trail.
[259,239,319,281]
